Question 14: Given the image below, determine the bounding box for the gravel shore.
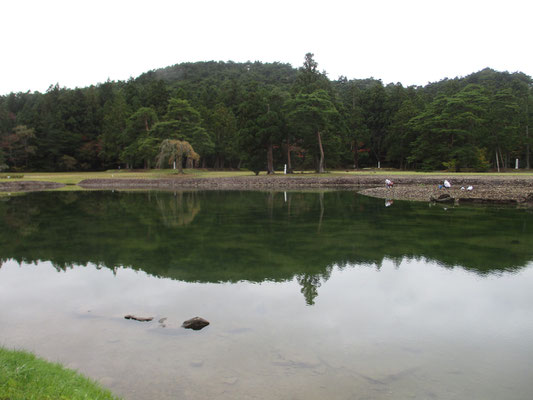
[358,176,533,204]
[2,174,533,204]
[0,181,64,192]
[77,175,533,204]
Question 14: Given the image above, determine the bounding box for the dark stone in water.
[182,317,210,330]
[430,194,454,203]
[124,315,153,322]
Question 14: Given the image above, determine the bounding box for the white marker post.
[515,159,519,169]
[284,164,287,174]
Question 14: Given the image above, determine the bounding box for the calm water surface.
[1,191,533,400]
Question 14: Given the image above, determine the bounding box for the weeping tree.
[156,139,199,173]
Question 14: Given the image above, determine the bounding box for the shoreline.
[79,175,533,204]
[2,174,533,204]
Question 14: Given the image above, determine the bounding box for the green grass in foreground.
[0,347,120,400]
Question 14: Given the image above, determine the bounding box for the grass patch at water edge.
[0,347,120,400]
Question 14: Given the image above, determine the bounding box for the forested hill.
[0,55,531,172]
[151,61,298,87]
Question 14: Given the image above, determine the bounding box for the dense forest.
[0,54,531,173]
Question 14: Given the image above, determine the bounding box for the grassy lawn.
[0,169,258,185]
[0,347,119,400]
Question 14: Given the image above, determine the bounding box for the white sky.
[1,0,531,95]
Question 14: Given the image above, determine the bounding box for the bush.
[442,159,457,172]
[473,148,491,172]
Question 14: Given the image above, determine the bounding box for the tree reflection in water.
[156,191,201,227]
[1,190,532,305]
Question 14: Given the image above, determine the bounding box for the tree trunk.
[286,137,293,173]
[526,122,530,170]
[317,192,324,233]
[177,156,183,173]
[267,141,274,174]
[316,130,325,173]
[353,140,359,169]
[503,151,508,169]
[144,117,149,132]
[267,191,274,220]
[526,98,530,169]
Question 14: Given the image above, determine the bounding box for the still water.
[1,191,533,399]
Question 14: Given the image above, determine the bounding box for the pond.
[1,191,533,399]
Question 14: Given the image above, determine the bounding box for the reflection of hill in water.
[1,191,532,304]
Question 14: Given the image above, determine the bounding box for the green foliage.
[121,135,160,169]
[292,53,331,94]
[477,149,491,171]
[0,60,531,172]
[408,84,492,170]
[153,98,214,163]
[442,159,457,172]
[0,146,7,171]
[0,347,120,400]
[286,90,339,172]
[0,125,36,170]
[207,104,238,168]
[118,107,159,168]
[100,90,129,166]
[60,155,78,171]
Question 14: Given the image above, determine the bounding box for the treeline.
[0,54,531,172]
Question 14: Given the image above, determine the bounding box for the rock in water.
[182,317,210,330]
[124,315,153,322]
[430,193,454,203]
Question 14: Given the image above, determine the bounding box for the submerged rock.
[124,315,153,322]
[430,194,454,203]
[182,317,210,330]
[521,193,533,203]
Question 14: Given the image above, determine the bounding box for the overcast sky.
[1,0,531,95]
